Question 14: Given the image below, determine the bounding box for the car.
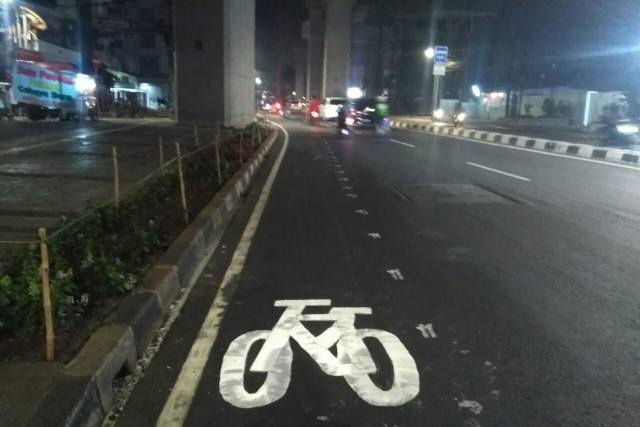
[320,97,346,120]
[350,98,377,127]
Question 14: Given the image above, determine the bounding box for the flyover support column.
[303,1,325,100]
[174,0,255,127]
[323,0,353,98]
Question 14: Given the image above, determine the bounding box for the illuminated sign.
[11,63,77,109]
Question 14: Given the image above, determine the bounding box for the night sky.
[254,0,640,92]
[29,0,640,92]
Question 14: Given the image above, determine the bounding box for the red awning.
[15,60,76,72]
[15,47,44,62]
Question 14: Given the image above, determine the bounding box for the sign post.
[431,46,448,120]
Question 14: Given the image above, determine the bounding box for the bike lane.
[112,122,584,426]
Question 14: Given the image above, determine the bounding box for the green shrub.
[0,125,270,336]
[542,97,556,116]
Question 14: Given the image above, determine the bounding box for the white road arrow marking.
[416,323,437,338]
[386,269,404,280]
[368,233,381,239]
[355,209,369,215]
[347,194,358,198]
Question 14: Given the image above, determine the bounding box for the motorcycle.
[453,111,466,128]
[337,115,352,136]
[375,117,390,135]
[308,110,319,126]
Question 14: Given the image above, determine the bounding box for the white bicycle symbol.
[219,299,420,408]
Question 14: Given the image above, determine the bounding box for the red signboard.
[15,47,45,62]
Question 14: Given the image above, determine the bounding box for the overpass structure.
[172,0,355,127]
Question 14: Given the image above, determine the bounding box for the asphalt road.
[0,118,231,259]
[108,117,640,426]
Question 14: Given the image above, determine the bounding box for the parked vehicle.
[12,62,97,121]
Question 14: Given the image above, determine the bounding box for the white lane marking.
[416,323,437,338]
[368,233,381,239]
[386,269,404,280]
[156,123,289,426]
[465,162,531,181]
[343,186,353,190]
[346,193,358,198]
[339,178,350,182]
[355,209,369,215]
[389,139,415,148]
[335,170,345,174]
[219,300,419,408]
[396,127,640,171]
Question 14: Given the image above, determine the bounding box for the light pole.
[424,48,433,117]
[424,47,441,120]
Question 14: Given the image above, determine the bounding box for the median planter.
[0,123,275,361]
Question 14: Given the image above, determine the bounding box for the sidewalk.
[390,115,640,165]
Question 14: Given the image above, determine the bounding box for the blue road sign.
[434,46,448,64]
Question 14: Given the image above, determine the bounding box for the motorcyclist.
[336,101,351,134]
[309,95,320,116]
[374,96,390,133]
[308,95,320,123]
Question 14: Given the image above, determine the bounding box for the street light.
[471,85,481,98]
[255,77,262,86]
[424,47,434,60]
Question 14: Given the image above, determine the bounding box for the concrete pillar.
[294,41,307,97]
[323,0,353,98]
[174,0,255,127]
[303,1,324,100]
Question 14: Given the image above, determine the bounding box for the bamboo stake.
[194,124,200,148]
[39,228,54,361]
[112,146,120,208]
[239,130,244,165]
[159,136,164,174]
[215,126,222,187]
[176,143,189,224]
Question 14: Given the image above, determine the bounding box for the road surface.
[107,118,640,426]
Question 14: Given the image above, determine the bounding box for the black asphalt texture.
[112,118,640,427]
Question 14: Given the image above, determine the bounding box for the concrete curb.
[26,127,280,427]
[389,119,640,166]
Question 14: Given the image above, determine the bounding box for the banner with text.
[11,63,77,110]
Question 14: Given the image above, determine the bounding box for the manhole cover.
[399,183,512,204]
